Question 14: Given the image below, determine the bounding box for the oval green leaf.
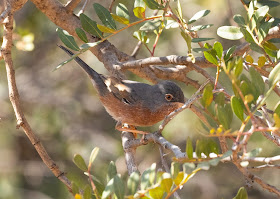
[188,9,210,24]
[186,137,193,159]
[213,41,223,59]
[57,28,79,51]
[204,50,218,66]
[217,26,243,40]
[113,175,125,199]
[93,3,116,30]
[268,62,280,87]
[75,28,88,43]
[107,161,117,182]
[127,172,140,195]
[80,13,103,38]
[231,96,244,121]
[73,154,88,171]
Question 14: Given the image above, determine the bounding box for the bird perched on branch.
[59,45,185,135]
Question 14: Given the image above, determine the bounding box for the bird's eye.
[165,94,174,101]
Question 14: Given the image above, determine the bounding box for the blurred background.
[0,0,279,198]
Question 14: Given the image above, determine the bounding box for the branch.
[65,0,81,12]
[1,9,72,193]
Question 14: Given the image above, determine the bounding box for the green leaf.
[127,172,140,195]
[183,163,196,174]
[254,6,269,22]
[75,28,88,43]
[213,41,223,59]
[140,20,162,31]
[204,50,218,65]
[197,162,210,170]
[249,67,265,95]
[102,177,114,199]
[250,43,263,54]
[97,24,116,33]
[222,150,233,158]
[240,27,255,43]
[93,3,116,30]
[165,20,179,29]
[149,163,157,185]
[246,148,262,157]
[188,10,210,24]
[134,0,146,19]
[233,187,248,199]
[202,84,214,107]
[224,45,236,61]
[84,173,105,194]
[268,62,280,87]
[208,139,219,155]
[217,105,231,129]
[247,1,254,20]
[133,31,149,43]
[173,171,184,185]
[186,137,193,159]
[80,13,103,38]
[195,139,202,158]
[107,161,117,182]
[116,3,129,21]
[274,102,280,117]
[231,96,244,121]
[143,0,164,10]
[141,167,152,189]
[181,31,192,52]
[192,38,214,43]
[83,185,92,199]
[72,182,79,195]
[160,176,172,193]
[257,56,266,67]
[113,175,125,199]
[89,147,99,166]
[73,154,88,171]
[57,28,79,51]
[215,92,225,106]
[217,26,243,40]
[149,186,165,199]
[233,14,246,26]
[234,57,243,77]
[257,18,274,43]
[171,162,180,179]
[257,0,280,8]
[111,14,129,25]
[80,41,102,50]
[190,24,213,32]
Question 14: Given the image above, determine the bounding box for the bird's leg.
[115,122,148,139]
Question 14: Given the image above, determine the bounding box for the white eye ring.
[165,94,174,101]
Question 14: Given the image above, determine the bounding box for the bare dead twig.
[109,0,115,13]
[131,41,142,58]
[2,12,72,192]
[65,0,81,12]
[248,164,280,170]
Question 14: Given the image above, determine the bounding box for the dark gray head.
[157,81,185,104]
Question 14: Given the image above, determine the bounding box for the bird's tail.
[58,45,107,95]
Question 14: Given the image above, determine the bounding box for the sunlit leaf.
[257,55,267,67]
[249,67,265,95]
[72,182,79,195]
[233,187,248,199]
[134,0,146,19]
[201,84,213,107]
[224,45,236,61]
[148,186,164,199]
[268,62,280,87]
[173,171,184,185]
[97,24,116,33]
[213,41,223,59]
[116,3,129,21]
[217,26,243,40]
[190,24,213,32]
[89,147,99,166]
[171,162,180,179]
[111,14,129,25]
[114,175,125,199]
[160,177,172,193]
[254,5,269,22]
[140,20,162,31]
[204,50,218,65]
[102,177,114,199]
[127,172,140,195]
[188,9,210,24]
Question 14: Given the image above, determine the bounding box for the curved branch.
[1,10,72,193]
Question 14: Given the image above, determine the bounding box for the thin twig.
[77,0,89,15]
[109,0,115,13]
[2,12,72,192]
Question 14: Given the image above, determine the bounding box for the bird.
[58,45,185,136]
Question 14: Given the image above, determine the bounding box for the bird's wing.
[103,76,137,105]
